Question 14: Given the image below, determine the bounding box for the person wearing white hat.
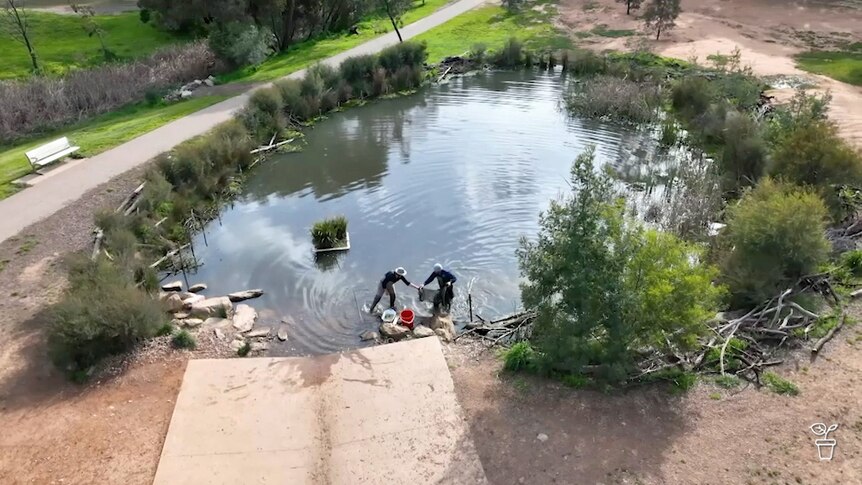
[369,267,419,313]
[421,263,457,311]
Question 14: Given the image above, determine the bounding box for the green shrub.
[843,250,862,276]
[391,65,422,92]
[377,41,427,73]
[720,179,830,307]
[242,87,286,139]
[172,329,197,349]
[671,76,712,120]
[208,22,274,68]
[762,372,799,395]
[339,54,377,98]
[719,111,767,192]
[491,37,523,69]
[156,322,174,337]
[311,216,348,249]
[502,341,536,372]
[468,43,487,64]
[568,49,606,75]
[49,257,165,375]
[714,374,741,388]
[565,76,661,124]
[660,121,679,147]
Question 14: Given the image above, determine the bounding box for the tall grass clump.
[491,38,524,69]
[567,49,606,75]
[241,88,286,140]
[311,216,348,249]
[339,54,379,98]
[565,76,661,124]
[671,76,713,121]
[48,256,165,376]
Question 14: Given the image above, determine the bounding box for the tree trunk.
[655,25,662,40]
[389,13,403,42]
[626,2,630,15]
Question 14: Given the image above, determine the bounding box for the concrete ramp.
[153,338,487,484]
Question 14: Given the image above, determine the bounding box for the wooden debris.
[812,314,846,354]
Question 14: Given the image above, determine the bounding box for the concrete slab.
[153,338,487,484]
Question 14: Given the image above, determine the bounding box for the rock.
[192,79,203,86]
[851,289,862,299]
[434,327,454,343]
[360,330,379,341]
[182,294,205,308]
[164,293,185,313]
[170,319,183,327]
[203,78,214,87]
[214,328,225,340]
[230,339,246,351]
[173,311,190,319]
[202,317,233,329]
[232,304,257,332]
[189,297,232,318]
[180,90,193,99]
[183,318,204,328]
[188,283,207,293]
[380,322,410,341]
[250,342,268,352]
[228,289,264,302]
[277,327,289,341]
[412,325,434,338]
[161,280,183,292]
[281,316,296,325]
[537,433,549,443]
[246,327,270,338]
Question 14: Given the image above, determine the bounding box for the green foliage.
[704,337,748,372]
[660,121,679,147]
[491,37,524,69]
[241,87,286,139]
[714,374,741,388]
[720,179,830,307]
[468,43,487,64]
[642,0,681,40]
[591,24,636,38]
[565,76,661,124]
[709,392,721,400]
[172,329,197,349]
[561,373,589,388]
[156,322,175,337]
[719,112,767,192]
[378,41,428,73]
[311,216,348,249]
[795,51,862,86]
[48,257,165,376]
[518,147,723,383]
[762,372,799,396]
[502,0,526,12]
[339,54,378,98]
[208,22,275,68]
[671,77,712,120]
[649,368,698,394]
[237,341,252,357]
[842,250,862,276]
[568,49,606,75]
[502,341,536,372]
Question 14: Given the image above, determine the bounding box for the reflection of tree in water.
[605,125,676,201]
[314,250,346,272]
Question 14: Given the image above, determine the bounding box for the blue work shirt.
[424,269,457,286]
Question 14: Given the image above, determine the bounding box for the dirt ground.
[1,0,862,483]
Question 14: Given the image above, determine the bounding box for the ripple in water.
[183,71,682,355]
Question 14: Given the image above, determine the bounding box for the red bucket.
[400,309,415,329]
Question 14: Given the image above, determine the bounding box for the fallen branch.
[91,228,104,261]
[115,182,145,213]
[249,138,294,155]
[812,314,846,354]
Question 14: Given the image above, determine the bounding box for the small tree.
[71,4,115,61]
[617,0,642,15]
[642,0,681,40]
[0,0,39,72]
[380,0,411,42]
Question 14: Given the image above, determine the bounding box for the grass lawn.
[0,11,186,79]
[795,51,862,86]
[414,1,572,62]
[219,0,451,83]
[0,95,228,198]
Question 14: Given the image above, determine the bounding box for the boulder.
[277,327,289,341]
[380,322,410,341]
[412,325,434,338]
[359,330,379,341]
[183,318,204,328]
[246,327,271,338]
[230,339,246,351]
[161,280,183,292]
[180,90,193,99]
[189,297,232,318]
[188,283,207,293]
[434,327,454,343]
[173,311,190,320]
[182,293,205,308]
[250,342,269,352]
[429,315,455,342]
[164,293,185,313]
[228,289,264,302]
[232,304,257,332]
[203,78,214,87]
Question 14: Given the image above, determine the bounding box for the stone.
[277,327,289,341]
[180,90,193,99]
[182,294,205,308]
[183,318,204,328]
[434,327,454,343]
[246,327,271,338]
[164,293,185,313]
[380,322,410,341]
[214,328,225,340]
[412,325,434,338]
[232,304,257,332]
[359,330,379,341]
[192,79,203,86]
[202,317,233,330]
[230,339,245,351]
[161,280,183,292]
[189,297,232,318]
[188,283,207,293]
[203,78,214,87]
[173,312,190,320]
[537,433,549,443]
[228,289,264,302]
[281,316,296,325]
[250,342,268,352]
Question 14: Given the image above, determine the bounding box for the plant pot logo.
[809,423,838,461]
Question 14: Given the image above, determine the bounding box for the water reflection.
[186,71,681,355]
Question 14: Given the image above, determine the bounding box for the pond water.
[186,71,681,355]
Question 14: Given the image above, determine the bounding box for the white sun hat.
[395,267,407,276]
[433,263,443,271]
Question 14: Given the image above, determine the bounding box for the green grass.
[591,24,636,38]
[0,95,229,198]
[795,51,862,86]
[414,1,572,62]
[218,0,449,83]
[762,372,799,396]
[0,11,187,79]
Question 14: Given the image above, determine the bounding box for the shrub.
[241,87,286,140]
[377,41,428,74]
[339,54,377,98]
[720,179,830,307]
[49,257,165,375]
[208,22,274,68]
[311,216,348,249]
[714,375,741,388]
[517,147,722,383]
[391,65,422,92]
[491,38,523,69]
[842,250,862,276]
[719,111,767,192]
[762,372,799,396]
[671,76,712,120]
[502,0,525,11]
[502,341,536,371]
[567,49,606,75]
[565,76,661,124]
[468,43,487,64]
[660,120,679,147]
[172,329,197,349]
[156,322,174,337]
[371,67,390,97]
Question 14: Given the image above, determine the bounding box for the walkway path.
[0,0,486,244]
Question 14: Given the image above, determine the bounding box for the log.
[115,182,146,213]
[812,314,846,354]
[91,228,104,261]
[249,138,294,154]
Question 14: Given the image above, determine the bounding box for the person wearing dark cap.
[369,267,418,313]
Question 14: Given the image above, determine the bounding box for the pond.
[186,70,683,355]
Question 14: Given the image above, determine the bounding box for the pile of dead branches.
[456,311,536,347]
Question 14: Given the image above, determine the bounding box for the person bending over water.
[369,267,419,313]
[421,263,457,311]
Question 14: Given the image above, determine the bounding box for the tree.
[380,0,410,42]
[616,0,642,15]
[642,0,681,40]
[71,4,115,61]
[517,147,722,382]
[0,0,39,72]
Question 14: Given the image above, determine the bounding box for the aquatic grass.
[564,76,662,124]
[311,216,349,250]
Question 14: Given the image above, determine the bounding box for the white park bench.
[25,137,80,170]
